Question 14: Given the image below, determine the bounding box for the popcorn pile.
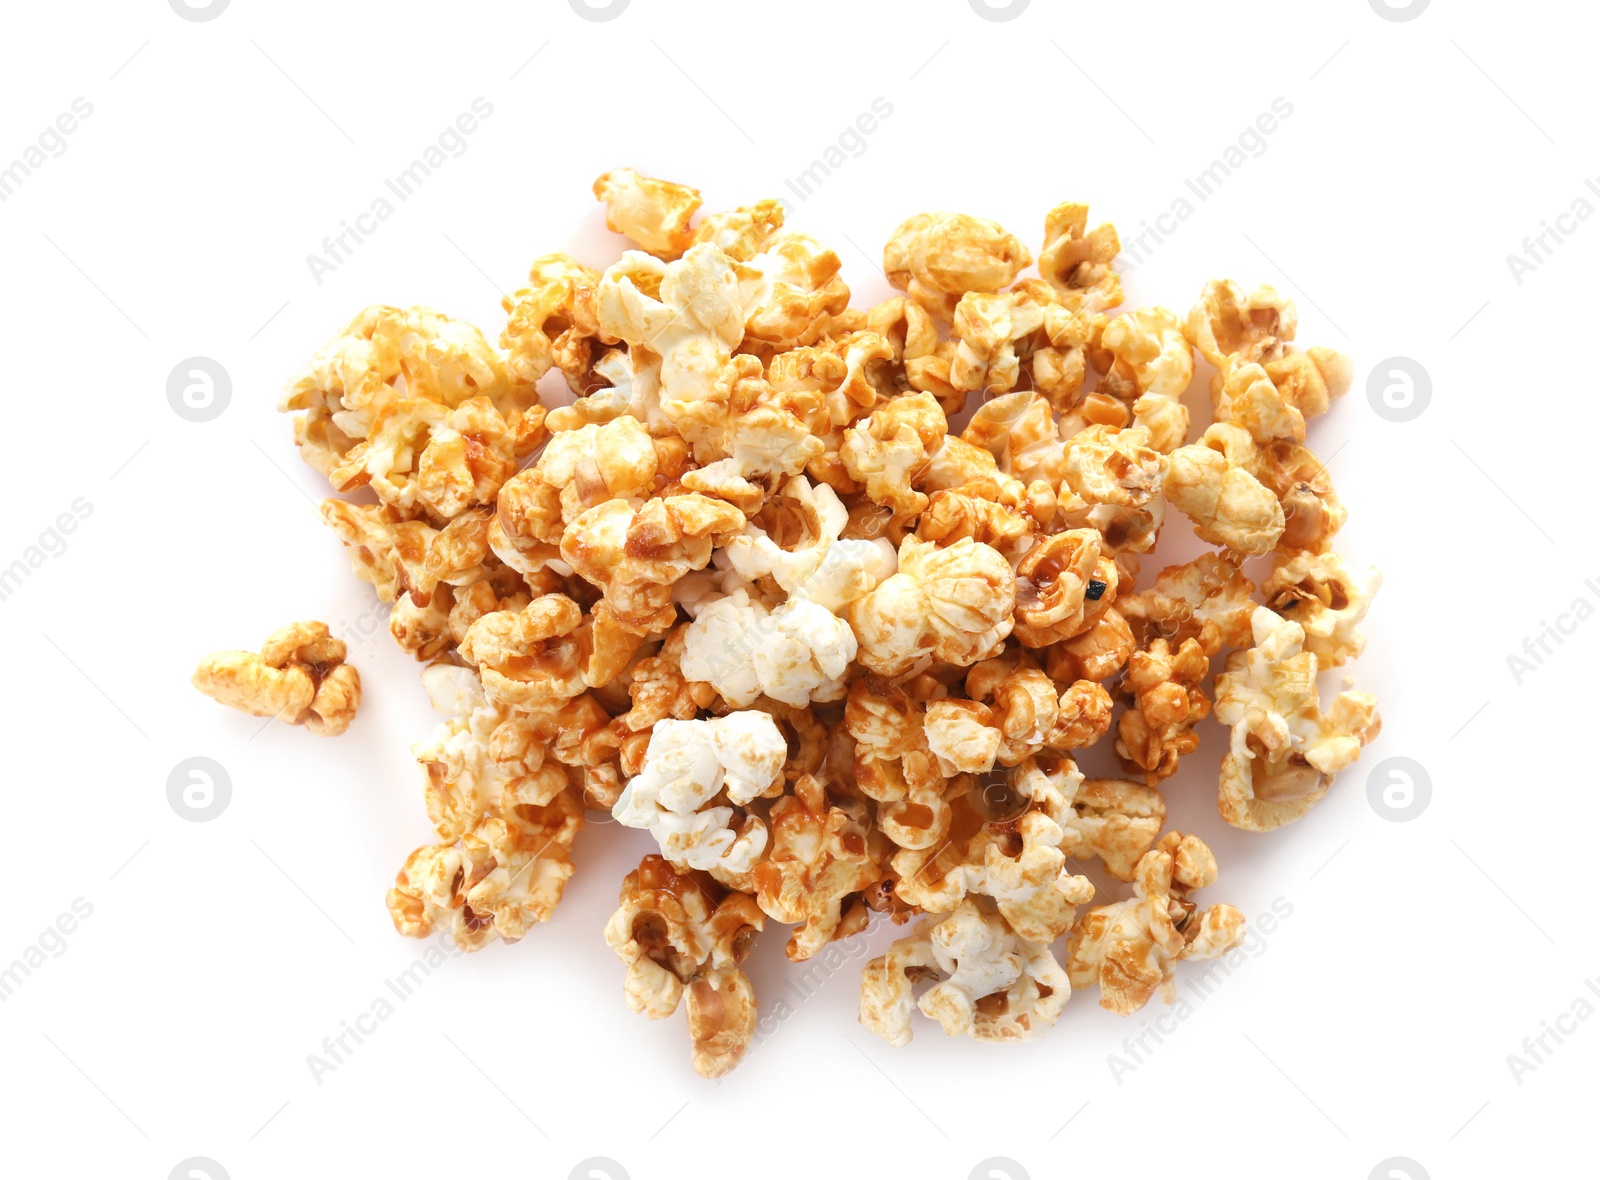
[199,170,1381,1076]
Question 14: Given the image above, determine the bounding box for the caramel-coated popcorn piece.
[1165,423,1284,555]
[192,621,361,736]
[1262,550,1380,667]
[1213,606,1381,831]
[604,854,763,1077]
[1067,832,1245,1014]
[847,536,1015,677]
[593,168,703,259]
[861,898,1074,1046]
[1038,201,1122,314]
[884,212,1032,322]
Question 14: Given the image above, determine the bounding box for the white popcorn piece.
[680,590,857,708]
[612,713,787,872]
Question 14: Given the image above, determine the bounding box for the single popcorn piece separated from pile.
[201,168,1383,1077]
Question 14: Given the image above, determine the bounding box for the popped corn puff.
[192,621,361,735]
[212,171,1386,1076]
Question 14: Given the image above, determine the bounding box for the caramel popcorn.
[604,854,763,1077]
[1213,606,1381,831]
[1067,832,1246,1013]
[215,171,1385,1076]
[192,621,361,735]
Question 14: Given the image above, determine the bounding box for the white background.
[0,1,1590,1177]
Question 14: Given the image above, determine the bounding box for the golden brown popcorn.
[1185,279,1297,369]
[848,536,1015,677]
[883,212,1032,322]
[1057,776,1166,882]
[319,500,435,603]
[1013,528,1119,648]
[840,391,947,521]
[192,621,361,736]
[388,789,583,952]
[736,232,852,352]
[1067,831,1246,1014]
[964,659,1061,765]
[1046,606,1136,683]
[751,773,876,961]
[604,855,764,1077]
[844,678,966,853]
[501,253,605,394]
[281,305,534,483]
[916,481,1035,560]
[1262,550,1381,667]
[1096,307,1193,452]
[1120,551,1258,649]
[1116,634,1217,785]
[597,245,746,426]
[922,699,1002,776]
[457,594,588,709]
[1059,424,1168,553]
[861,898,1074,1046]
[1164,423,1284,555]
[689,198,787,261]
[1186,280,1353,426]
[593,168,702,259]
[1256,439,1347,554]
[329,395,546,520]
[561,493,745,628]
[1214,606,1381,831]
[962,391,1068,488]
[1038,201,1122,313]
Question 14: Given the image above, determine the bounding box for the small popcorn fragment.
[192,621,361,736]
[1213,606,1381,831]
[593,168,703,259]
[604,854,763,1077]
[1067,831,1246,1014]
